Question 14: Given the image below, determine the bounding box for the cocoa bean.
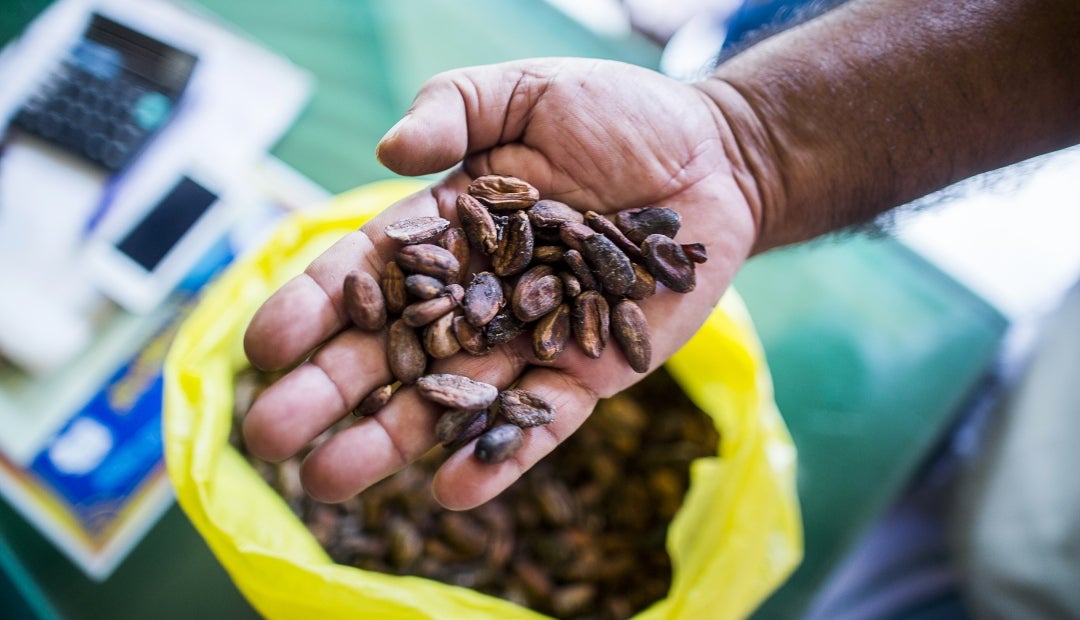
[491,210,534,277]
[396,244,460,282]
[558,271,582,298]
[381,261,408,315]
[558,221,594,253]
[641,233,696,293]
[571,291,609,359]
[462,272,504,327]
[384,216,450,244]
[456,193,499,254]
[343,270,387,331]
[435,408,490,448]
[404,274,445,300]
[562,249,599,292]
[532,303,570,362]
[485,308,525,345]
[625,262,657,300]
[582,234,635,296]
[531,245,565,264]
[402,294,458,328]
[437,227,472,283]
[387,319,426,383]
[611,299,651,373]
[423,311,461,359]
[681,242,708,264]
[453,315,491,356]
[475,424,525,464]
[416,374,499,410]
[511,265,563,322]
[584,211,642,261]
[498,389,556,427]
[528,199,584,228]
[353,383,393,417]
[467,175,539,211]
[614,206,682,244]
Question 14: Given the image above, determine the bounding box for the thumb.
[376,59,564,176]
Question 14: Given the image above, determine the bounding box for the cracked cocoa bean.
[492,210,534,277]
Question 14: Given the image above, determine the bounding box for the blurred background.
[1,0,1077,618]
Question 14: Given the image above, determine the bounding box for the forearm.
[698,0,1080,252]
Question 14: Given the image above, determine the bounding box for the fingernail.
[375,116,408,164]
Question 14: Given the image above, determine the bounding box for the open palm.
[243,58,758,510]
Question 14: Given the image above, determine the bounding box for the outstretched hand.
[242,58,759,510]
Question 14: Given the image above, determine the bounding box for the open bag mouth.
[162,179,802,620]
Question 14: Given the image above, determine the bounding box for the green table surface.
[1,1,1006,618]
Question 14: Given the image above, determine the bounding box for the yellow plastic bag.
[164,180,803,620]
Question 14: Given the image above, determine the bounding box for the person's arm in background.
[243,0,1079,510]
[699,0,1080,251]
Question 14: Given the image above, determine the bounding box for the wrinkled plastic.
[163,180,803,620]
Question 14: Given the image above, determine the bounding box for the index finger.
[243,175,468,371]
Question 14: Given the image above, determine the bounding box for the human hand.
[242,58,760,510]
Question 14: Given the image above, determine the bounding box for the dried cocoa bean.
[396,244,460,283]
[381,261,408,315]
[558,271,582,298]
[562,249,599,292]
[681,242,708,264]
[558,221,594,253]
[582,234,635,296]
[641,233,696,293]
[467,175,539,211]
[532,303,570,362]
[384,216,450,244]
[475,424,525,464]
[402,294,458,328]
[343,270,387,331]
[491,210,534,277]
[584,211,642,261]
[456,193,499,254]
[531,245,565,264]
[435,408,490,448]
[437,226,471,283]
[611,299,651,373]
[453,315,491,356]
[387,319,426,383]
[416,374,499,410]
[498,388,556,427]
[511,265,563,322]
[614,206,682,244]
[462,271,504,327]
[571,291,609,359]
[353,383,393,417]
[485,308,525,345]
[423,311,461,359]
[528,199,583,228]
[625,262,657,300]
[404,274,445,300]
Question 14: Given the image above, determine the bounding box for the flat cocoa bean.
[387,319,426,383]
[343,270,387,331]
[462,272,504,327]
[404,274,445,300]
[499,388,557,427]
[384,216,450,244]
[625,263,657,300]
[563,249,600,291]
[435,408,489,447]
[558,221,595,253]
[559,271,582,298]
[681,242,708,264]
[571,291,609,359]
[396,244,460,282]
[641,233,695,293]
[582,234,635,296]
[467,175,539,211]
[402,294,458,327]
[614,206,682,244]
[485,308,525,345]
[512,265,563,322]
[381,261,408,315]
[584,211,643,261]
[423,311,461,359]
[353,383,393,417]
[611,299,651,373]
[453,315,491,356]
[437,227,472,283]
[456,193,499,254]
[492,210,534,277]
[528,199,584,228]
[416,374,499,410]
[475,424,525,464]
[532,303,570,362]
